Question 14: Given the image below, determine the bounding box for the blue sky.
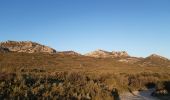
[0,0,170,58]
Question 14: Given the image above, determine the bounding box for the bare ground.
[120,89,159,100]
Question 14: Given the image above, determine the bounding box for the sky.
[0,0,170,58]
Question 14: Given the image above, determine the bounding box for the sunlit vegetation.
[0,52,170,99]
[0,70,170,99]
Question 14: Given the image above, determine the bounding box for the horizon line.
[0,40,169,59]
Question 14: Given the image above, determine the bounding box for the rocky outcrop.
[58,51,81,56]
[112,51,129,58]
[118,57,142,64]
[0,41,56,53]
[0,47,9,53]
[85,49,129,58]
[85,50,111,58]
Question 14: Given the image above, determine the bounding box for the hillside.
[0,41,170,69]
[0,41,56,53]
[136,54,170,67]
[57,51,81,56]
[0,41,170,99]
[0,52,170,74]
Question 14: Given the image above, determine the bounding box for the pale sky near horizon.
[0,0,170,58]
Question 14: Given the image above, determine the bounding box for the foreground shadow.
[112,88,120,100]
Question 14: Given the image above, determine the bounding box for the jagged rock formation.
[0,41,56,53]
[58,51,81,56]
[85,49,129,58]
[0,47,9,53]
[111,51,129,58]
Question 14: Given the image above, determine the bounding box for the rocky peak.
[85,50,129,58]
[85,49,111,58]
[111,51,129,57]
[91,49,111,55]
[0,41,56,53]
[58,51,81,56]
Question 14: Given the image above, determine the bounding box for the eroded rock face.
[0,47,9,53]
[85,49,129,58]
[58,51,81,56]
[0,41,56,53]
[111,51,129,58]
[85,50,111,58]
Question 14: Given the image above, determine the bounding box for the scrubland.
[0,52,170,99]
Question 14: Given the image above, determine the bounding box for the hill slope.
[136,54,170,67]
[0,40,169,68]
[0,41,56,53]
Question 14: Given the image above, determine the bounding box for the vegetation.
[0,52,170,99]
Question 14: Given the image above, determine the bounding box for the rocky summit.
[0,41,56,53]
[111,51,129,58]
[85,49,129,58]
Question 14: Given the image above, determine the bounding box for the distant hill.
[136,54,170,67]
[57,51,81,56]
[147,54,169,61]
[85,49,129,58]
[0,41,56,53]
[0,40,169,67]
[0,41,170,100]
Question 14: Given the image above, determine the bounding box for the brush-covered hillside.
[0,41,170,100]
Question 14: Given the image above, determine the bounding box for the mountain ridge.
[0,40,56,53]
[0,40,169,60]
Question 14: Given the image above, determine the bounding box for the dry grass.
[1,52,170,74]
[0,52,170,99]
